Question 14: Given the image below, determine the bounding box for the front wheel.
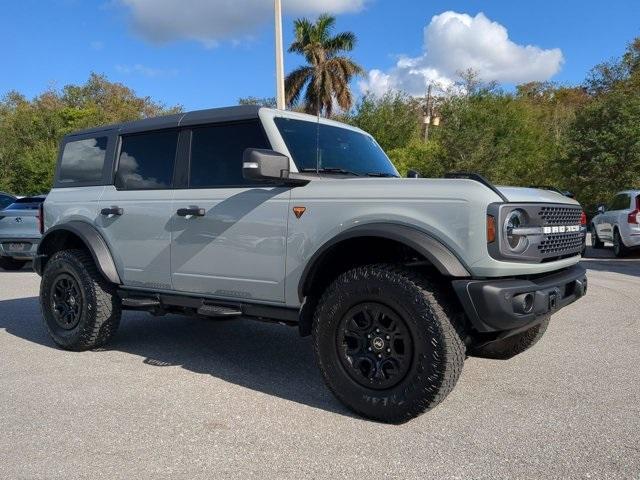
[312,265,466,424]
[40,249,121,351]
[590,225,604,249]
[0,256,28,271]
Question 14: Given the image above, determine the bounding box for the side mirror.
[563,191,575,199]
[407,170,420,178]
[242,149,309,186]
[597,205,606,214]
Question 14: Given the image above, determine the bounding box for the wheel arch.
[298,223,470,303]
[36,221,121,285]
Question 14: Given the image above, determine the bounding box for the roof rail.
[445,172,509,202]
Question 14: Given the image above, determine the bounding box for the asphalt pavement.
[0,246,638,479]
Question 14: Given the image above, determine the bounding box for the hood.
[496,186,580,205]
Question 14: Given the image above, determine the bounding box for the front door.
[170,121,290,303]
[97,129,179,290]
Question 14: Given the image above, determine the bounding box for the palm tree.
[285,14,363,117]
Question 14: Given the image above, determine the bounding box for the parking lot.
[1,246,639,479]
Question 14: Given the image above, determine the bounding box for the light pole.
[274,0,286,110]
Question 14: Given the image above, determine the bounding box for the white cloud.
[360,11,564,96]
[120,0,369,47]
[115,64,179,78]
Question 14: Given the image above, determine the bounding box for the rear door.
[97,129,180,290]
[170,121,290,303]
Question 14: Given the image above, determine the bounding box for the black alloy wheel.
[51,273,83,330]
[337,302,413,390]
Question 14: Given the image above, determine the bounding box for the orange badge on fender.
[293,206,306,219]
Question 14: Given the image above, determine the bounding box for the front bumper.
[0,237,40,260]
[453,264,587,333]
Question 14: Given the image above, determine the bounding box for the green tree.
[238,96,277,108]
[566,39,640,209]
[285,14,363,116]
[0,73,180,195]
[348,92,422,151]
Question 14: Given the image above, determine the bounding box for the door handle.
[101,206,124,216]
[177,207,206,217]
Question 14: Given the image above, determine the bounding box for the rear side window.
[58,137,108,185]
[116,130,178,190]
[610,194,630,210]
[189,121,270,188]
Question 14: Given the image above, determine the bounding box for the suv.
[35,106,588,423]
[0,195,46,270]
[590,190,640,257]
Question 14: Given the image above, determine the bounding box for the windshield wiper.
[366,172,400,178]
[300,168,361,176]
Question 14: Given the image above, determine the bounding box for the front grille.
[538,206,582,226]
[537,205,583,258]
[538,232,583,255]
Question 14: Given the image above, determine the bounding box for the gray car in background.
[590,190,640,257]
[0,195,45,270]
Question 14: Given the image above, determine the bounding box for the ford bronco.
[35,106,588,423]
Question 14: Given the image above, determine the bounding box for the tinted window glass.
[116,130,178,190]
[0,195,14,209]
[610,194,630,210]
[5,197,45,210]
[274,118,398,177]
[189,121,270,188]
[58,137,108,184]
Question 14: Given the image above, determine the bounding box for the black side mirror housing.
[563,191,575,198]
[242,149,309,186]
[597,204,606,214]
[407,170,420,178]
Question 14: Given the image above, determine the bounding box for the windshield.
[274,117,398,177]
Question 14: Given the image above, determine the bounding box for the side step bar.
[117,289,299,324]
[197,304,242,318]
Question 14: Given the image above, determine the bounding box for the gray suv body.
[35,106,588,423]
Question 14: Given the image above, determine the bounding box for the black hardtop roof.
[66,105,263,139]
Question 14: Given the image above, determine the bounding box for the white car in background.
[590,190,640,257]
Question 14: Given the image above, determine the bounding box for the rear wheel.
[590,225,604,249]
[0,256,28,271]
[613,229,630,258]
[470,315,550,360]
[312,265,465,424]
[40,249,121,351]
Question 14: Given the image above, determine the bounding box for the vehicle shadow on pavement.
[0,296,354,418]
[581,247,640,278]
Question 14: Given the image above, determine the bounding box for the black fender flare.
[298,223,470,302]
[36,221,121,284]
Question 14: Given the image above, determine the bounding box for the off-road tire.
[312,264,466,424]
[590,225,604,249]
[40,249,121,351]
[613,229,630,258]
[0,256,28,271]
[470,315,550,360]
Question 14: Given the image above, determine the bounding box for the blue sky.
[2,0,639,110]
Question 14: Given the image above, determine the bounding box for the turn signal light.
[580,211,587,225]
[487,215,496,243]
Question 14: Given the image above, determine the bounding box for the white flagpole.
[274,0,286,110]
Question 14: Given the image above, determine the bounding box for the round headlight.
[503,209,529,252]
